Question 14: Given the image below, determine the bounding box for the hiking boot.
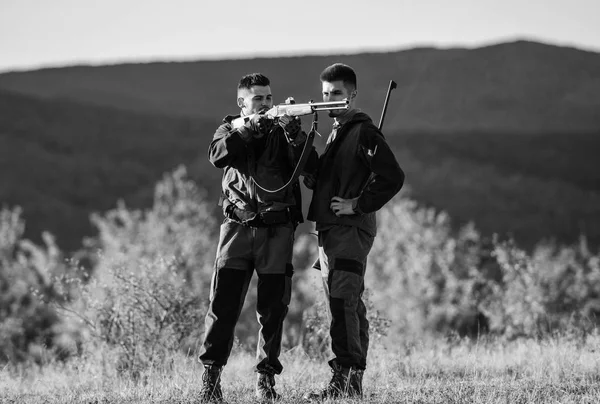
[348,368,364,398]
[304,360,359,400]
[199,365,223,403]
[256,372,281,401]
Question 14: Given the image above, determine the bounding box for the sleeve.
[285,128,319,176]
[354,125,405,214]
[302,146,319,177]
[208,121,250,169]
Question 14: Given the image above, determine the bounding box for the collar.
[333,108,361,128]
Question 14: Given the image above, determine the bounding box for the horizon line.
[1,35,599,74]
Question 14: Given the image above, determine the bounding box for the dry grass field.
[2,333,599,404]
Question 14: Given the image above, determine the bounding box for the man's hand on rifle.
[278,114,306,145]
[237,109,273,141]
[330,196,360,216]
[247,113,273,138]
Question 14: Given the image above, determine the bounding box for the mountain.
[1,40,599,251]
[1,40,600,133]
[0,89,218,250]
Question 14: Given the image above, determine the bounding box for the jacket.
[307,111,404,236]
[209,114,317,223]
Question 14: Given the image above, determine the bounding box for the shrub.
[0,207,79,365]
[51,166,216,376]
[85,165,216,291]
[367,193,600,339]
[482,237,600,338]
[75,257,203,378]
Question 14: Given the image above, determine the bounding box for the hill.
[2,88,599,251]
[1,40,600,251]
[1,40,600,133]
[0,90,219,250]
[388,131,600,247]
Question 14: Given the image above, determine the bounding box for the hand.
[330,196,359,217]
[246,113,273,138]
[303,173,317,189]
[278,114,302,142]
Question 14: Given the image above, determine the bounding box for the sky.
[1,0,599,72]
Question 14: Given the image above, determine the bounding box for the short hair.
[320,63,357,89]
[238,73,270,91]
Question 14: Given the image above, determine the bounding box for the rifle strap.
[250,113,318,194]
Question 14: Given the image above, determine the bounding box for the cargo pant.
[198,219,294,375]
[317,225,374,370]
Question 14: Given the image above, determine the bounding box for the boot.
[304,360,355,400]
[256,372,281,401]
[199,365,223,403]
[348,368,364,398]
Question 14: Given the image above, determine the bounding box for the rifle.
[378,80,397,130]
[231,99,349,129]
[239,98,347,194]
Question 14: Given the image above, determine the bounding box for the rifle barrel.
[308,100,349,111]
[378,80,397,130]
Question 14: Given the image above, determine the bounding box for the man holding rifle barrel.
[305,63,405,400]
[198,72,347,403]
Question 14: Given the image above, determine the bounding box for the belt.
[248,209,294,227]
[223,200,297,228]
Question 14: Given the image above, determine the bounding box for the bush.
[85,165,216,291]
[482,237,600,338]
[4,165,599,371]
[51,166,216,377]
[74,257,203,378]
[0,207,80,365]
[366,193,600,339]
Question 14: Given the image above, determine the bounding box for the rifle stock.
[231,99,349,129]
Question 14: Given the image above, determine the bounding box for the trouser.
[317,225,374,370]
[199,219,295,375]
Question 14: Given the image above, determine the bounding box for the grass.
[2,333,599,403]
